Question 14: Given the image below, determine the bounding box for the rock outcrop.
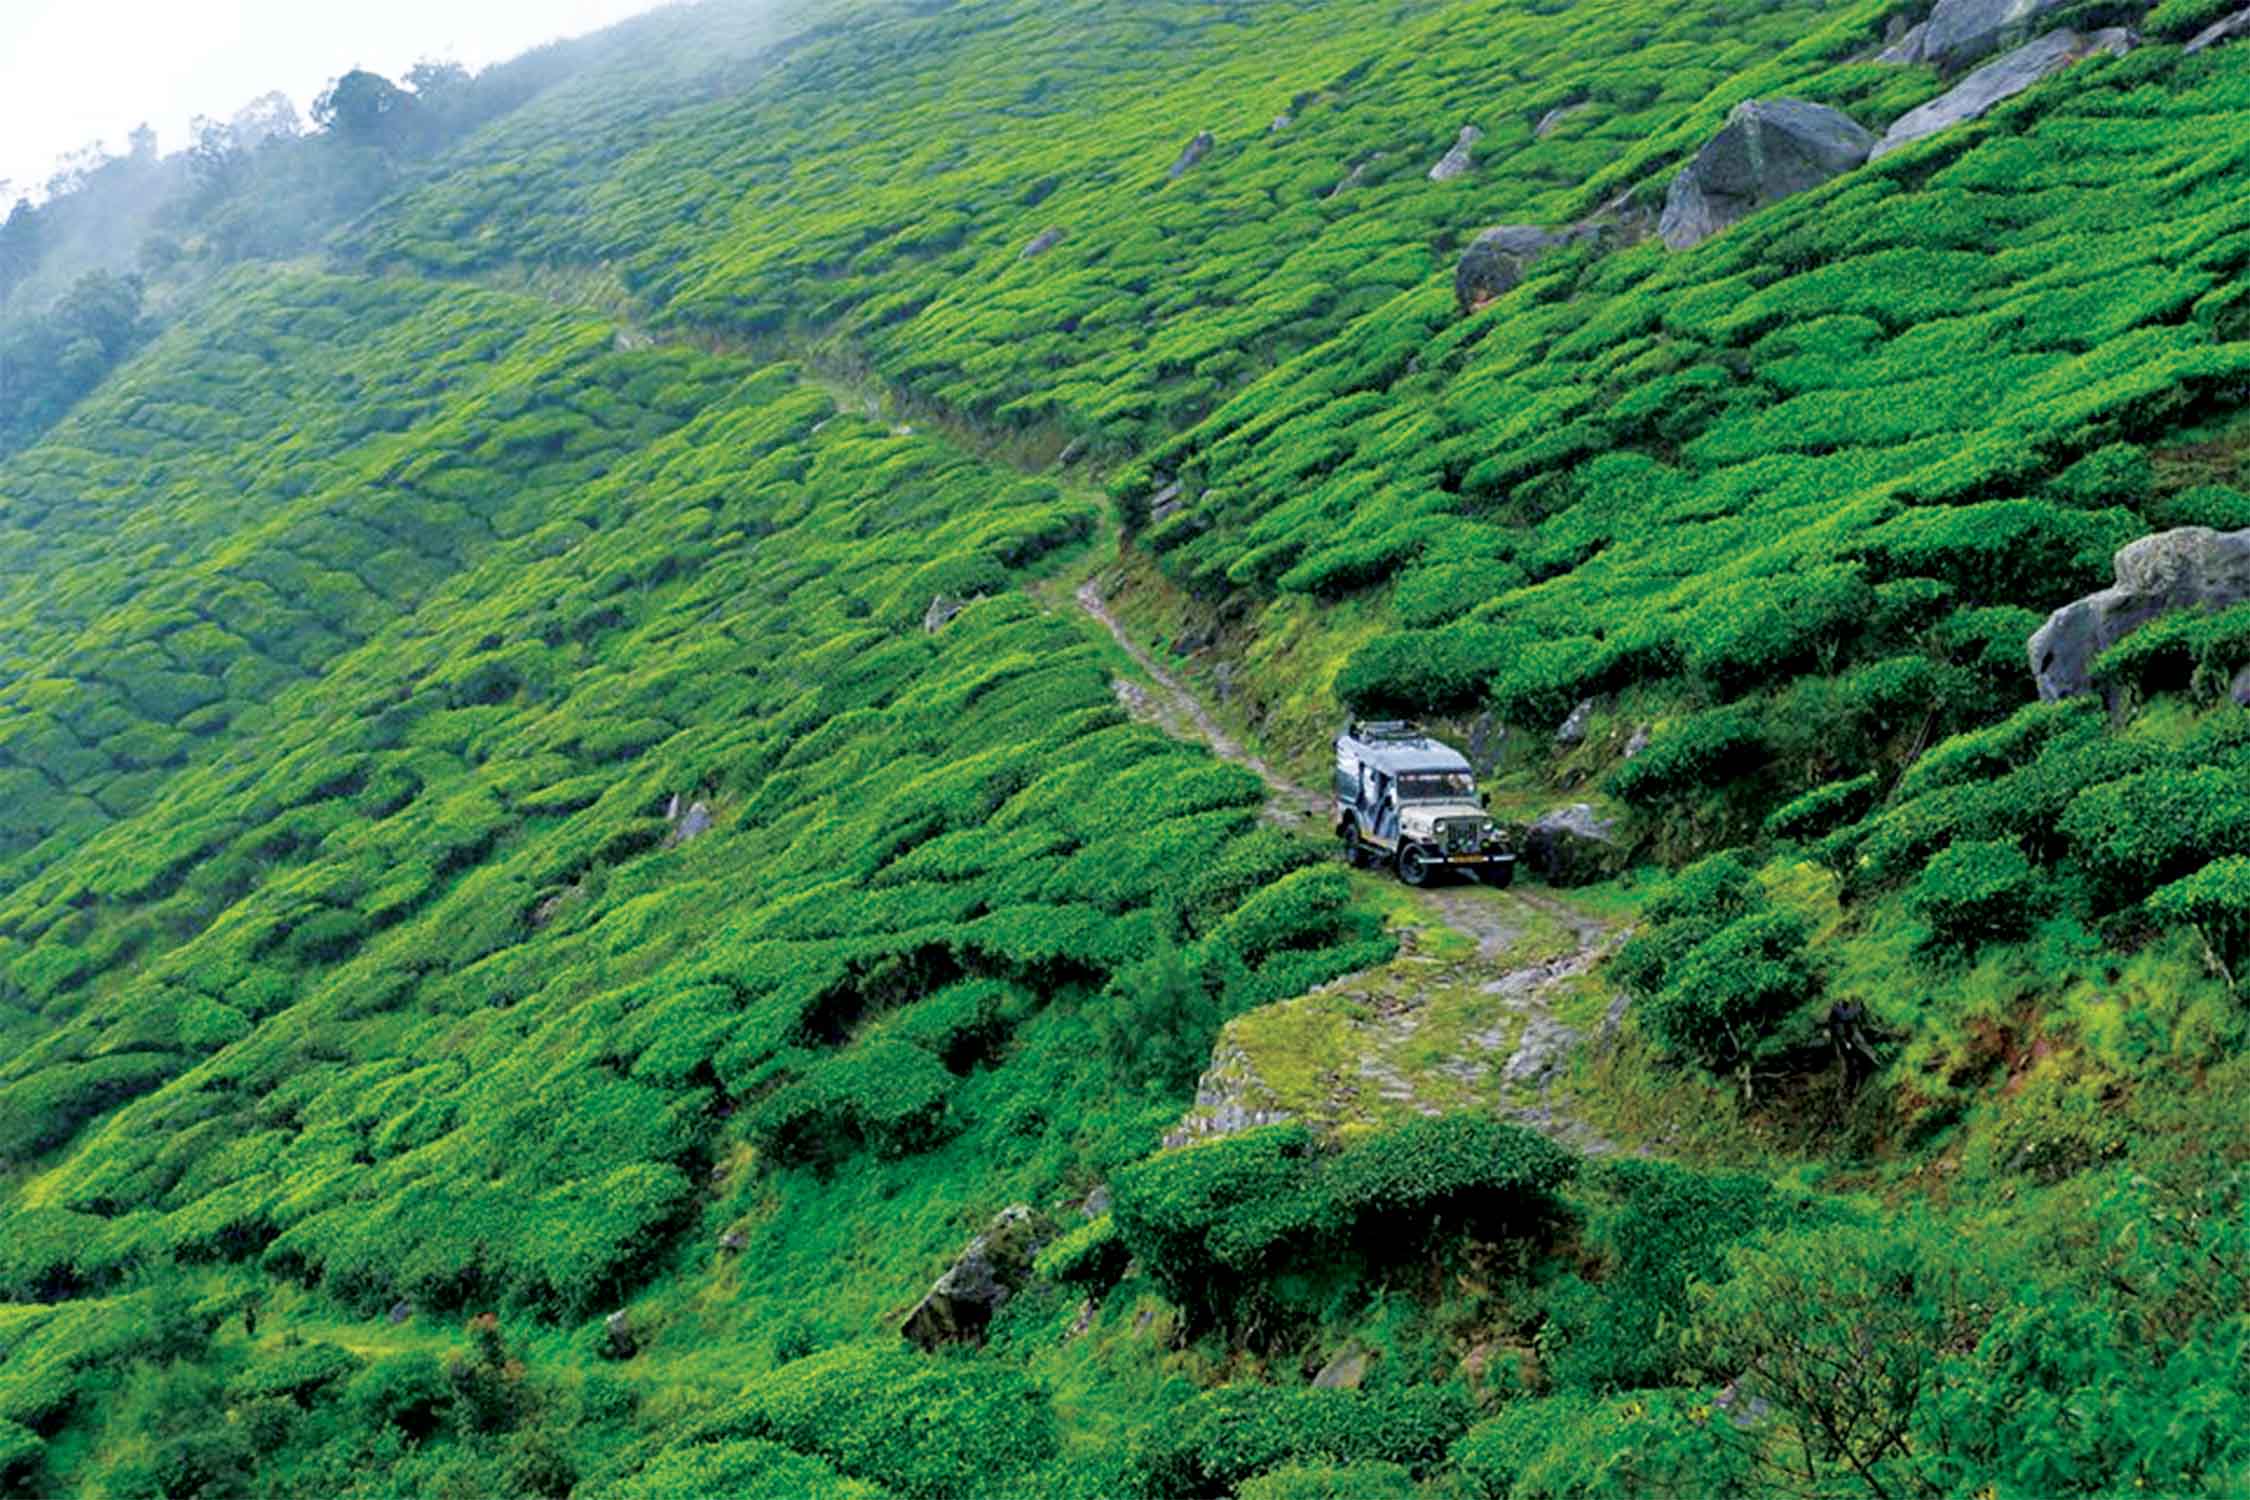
[900,1204,1054,1350]
[1521,803,1630,887]
[1873,28,2133,159]
[1428,125,1483,182]
[1328,153,1385,196]
[1454,225,1564,313]
[2029,528,2250,700]
[2188,7,2250,52]
[664,794,714,846]
[1534,101,1590,138]
[1168,130,1214,179]
[1920,0,2070,69]
[1659,99,1875,251]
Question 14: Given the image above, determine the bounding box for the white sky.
[0,0,675,200]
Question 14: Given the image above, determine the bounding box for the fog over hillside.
[6,2,2250,1496]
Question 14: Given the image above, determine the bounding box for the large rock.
[1428,125,1483,182]
[2029,528,2250,700]
[900,1205,1054,1350]
[1920,0,2070,68]
[1454,225,1564,313]
[1872,29,2132,159]
[1521,803,1630,887]
[2187,7,2250,52]
[1658,99,1875,251]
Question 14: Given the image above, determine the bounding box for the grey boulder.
[1455,225,1565,313]
[1873,29,2133,159]
[1879,20,1932,62]
[2029,528,2250,700]
[1921,0,2071,68]
[2187,7,2250,52]
[1167,130,1214,179]
[901,1204,1054,1350]
[1659,99,1875,251]
[1020,227,1065,259]
[1428,125,1484,182]
[1522,803,1630,888]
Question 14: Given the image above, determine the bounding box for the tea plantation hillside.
[10,0,2250,1495]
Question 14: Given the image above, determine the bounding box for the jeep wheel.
[1342,825,1370,869]
[1397,846,1434,887]
[1483,858,1516,892]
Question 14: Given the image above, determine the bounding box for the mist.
[0,0,679,200]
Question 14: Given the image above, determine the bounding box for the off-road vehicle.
[1332,721,1515,887]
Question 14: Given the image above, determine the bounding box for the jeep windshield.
[1397,772,1475,802]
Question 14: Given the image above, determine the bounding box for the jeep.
[1332,720,1515,887]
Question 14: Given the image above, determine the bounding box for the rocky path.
[1076,575,1626,1156]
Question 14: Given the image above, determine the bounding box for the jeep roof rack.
[1349,720,1426,742]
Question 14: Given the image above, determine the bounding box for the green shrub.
[1033,1214,1129,1291]
[745,1041,959,1166]
[1640,910,1820,1081]
[2147,855,2250,975]
[1908,838,2043,955]
[699,1342,1057,1499]
[224,1341,364,1408]
[1234,1462,1416,1500]
[1335,627,1513,717]
[1605,707,1769,806]
[2060,766,2250,907]
[0,1420,40,1487]
[1764,774,1878,843]
[346,1352,454,1443]
[1139,1385,1476,1499]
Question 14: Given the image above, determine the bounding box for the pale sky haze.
[0,0,675,200]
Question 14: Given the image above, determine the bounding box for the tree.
[229,91,303,150]
[0,199,39,304]
[313,69,420,151]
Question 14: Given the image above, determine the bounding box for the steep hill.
[7,0,2250,1496]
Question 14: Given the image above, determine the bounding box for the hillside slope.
[7,0,2250,1496]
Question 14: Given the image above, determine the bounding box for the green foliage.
[1033,1213,1129,1291]
[1908,837,2042,956]
[1139,1384,1476,1499]
[698,1342,1057,1499]
[1112,1119,1573,1333]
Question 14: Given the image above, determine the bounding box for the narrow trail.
[1076,575,1627,1156]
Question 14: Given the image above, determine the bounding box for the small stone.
[604,1309,637,1360]
[1522,803,1630,887]
[1554,698,1596,747]
[387,1300,413,1326]
[1624,725,1652,759]
[1534,101,1590,138]
[1080,1184,1112,1219]
[1428,125,1484,182]
[719,1229,748,1254]
[1454,224,1566,314]
[1269,113,1293,133]
[670,801,714,846]
[1167,130,1214,179]
[1148,480,1185,523]
[1312,1348,1371,1389]
[1020,227,1065,259]
[925,594,969,633]
[1327,153,1385,197]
